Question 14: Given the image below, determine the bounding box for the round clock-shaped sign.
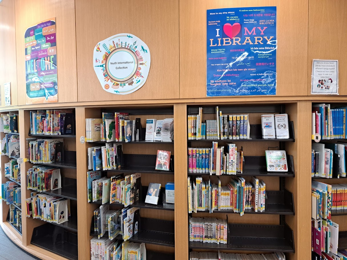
[93,33,151,95]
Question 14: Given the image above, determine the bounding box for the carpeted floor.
[0,226,39,260]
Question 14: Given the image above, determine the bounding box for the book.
[145,119,156,142]
[261,114,276,139]
[275,114,290,139]
[161,118,174,142]
[85,118,102,142]
[87,171,102,203]
[165,182,175,204]
[125,120,133,143]
[154,120,163,141]
[155,150,171,171]
[265,150,288,172]
[105,119,115,142]
[145,183,161,205]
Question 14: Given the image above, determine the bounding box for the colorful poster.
[93,33,151,95]
[25,18,57,104]
[311,59,339,95]
[207,7,277,96]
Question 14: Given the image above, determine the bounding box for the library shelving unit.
[311,102,347,257]
[19,109,78,260]
[187,104,297,257]
[80,106,175,260]
[0,110,22,240]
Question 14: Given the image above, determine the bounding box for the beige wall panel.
[0,0,18,106]
[180,0,308,98]
[308,0,347,95]
[15,0,77,105]
[75,0,179,102]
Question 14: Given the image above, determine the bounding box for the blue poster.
[207,7,277,97]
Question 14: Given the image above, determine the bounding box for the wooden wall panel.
[0,0,18,106]
[75,0,179,102]
[180,0,309,98]
[308,0,347,95]
[15,0,77,105]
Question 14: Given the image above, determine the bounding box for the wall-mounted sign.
[93,33,151,95]
[207,7,277,97]
[25,18,58,104]
[311,59,339,95]
[4,82,11,106]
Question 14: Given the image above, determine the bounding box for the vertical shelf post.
[174,104,188,260]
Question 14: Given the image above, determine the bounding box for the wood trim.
[174,104,188,260]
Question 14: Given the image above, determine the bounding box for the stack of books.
[4,159,20,182]
[1,133,20,158]
[0,113,18,133]
[2,181,21,205]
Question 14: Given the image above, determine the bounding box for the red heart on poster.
[223,23,241,39]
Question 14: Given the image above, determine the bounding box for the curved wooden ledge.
[1,222,68,260]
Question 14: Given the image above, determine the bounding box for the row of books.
[30,109,75,135]
[312,183,347,218]
[4,159,20,182]
[26,166,61,192]
[86,113,174,143]
[26,193,70,224]
[188,177,265,215]
[312,104,347,141]
[1,133,20,158]
[90,240,145,260]
[188,144,244,175]
[0,113,18,133]
[312,143,346,178]
[189,217,227,244]
[312,219,339,257]
[87,144,123,171]
[188,107,250,140]
[9,205,22,233]
[190,251,286,260]
[29,139,64,164]
[1,181,21,205]
[87,172,140,206]
[93,205,139,241]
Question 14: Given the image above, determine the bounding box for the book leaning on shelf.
[188,143,244,175]
[190,251,286,260]
[26,194,70,225]
[188,177,265,215]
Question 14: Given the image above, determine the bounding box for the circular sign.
[93,33,151,95]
